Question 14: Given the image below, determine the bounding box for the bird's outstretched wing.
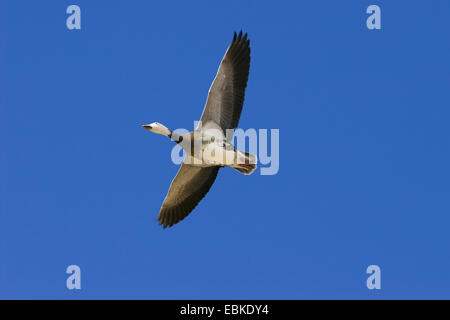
[199,31,251,132]
[158,164,220,228]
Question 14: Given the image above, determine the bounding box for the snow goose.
[142,31,256,228]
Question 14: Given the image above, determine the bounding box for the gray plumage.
[158,165,220,228]
[144,31,253,228]
[200,31,251,132]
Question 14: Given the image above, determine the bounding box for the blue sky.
[1,0,449,299]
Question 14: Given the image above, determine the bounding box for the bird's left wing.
[199,31,251,133]
[158,164,220,228]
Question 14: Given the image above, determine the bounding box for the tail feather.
[232,163,257,175]
[231,151,257,175]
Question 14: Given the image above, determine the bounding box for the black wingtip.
[232,30,249,44]
[238,30,243,41]
[157,217,167,229]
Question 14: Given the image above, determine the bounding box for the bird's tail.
[231,151,257,175]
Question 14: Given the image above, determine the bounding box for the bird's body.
[178,130,256,170]
[143,31,255,228]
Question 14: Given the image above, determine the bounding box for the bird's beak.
[142,125,152,131]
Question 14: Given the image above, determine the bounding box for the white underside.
[183,139,256,167]
[178,126,257,169]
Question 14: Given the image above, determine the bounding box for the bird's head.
[142,122,172,137]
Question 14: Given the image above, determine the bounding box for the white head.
[142,122,172,137]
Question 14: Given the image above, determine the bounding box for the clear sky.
[1,0,449,299]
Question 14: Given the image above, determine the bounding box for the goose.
[143,31,256,228]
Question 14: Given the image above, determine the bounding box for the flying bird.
[143,31,256,228]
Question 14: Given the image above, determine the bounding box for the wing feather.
[158,164,220,228]
[199,31,251,132]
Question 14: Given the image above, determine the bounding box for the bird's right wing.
[158,164,220,228]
